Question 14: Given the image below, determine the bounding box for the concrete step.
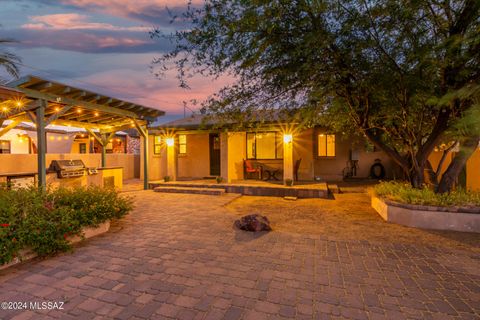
[328,184,341,194]
[154,186,225,196]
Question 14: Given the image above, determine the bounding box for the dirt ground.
[226,192,480,253]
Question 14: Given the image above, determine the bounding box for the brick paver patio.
[0,191,479,320]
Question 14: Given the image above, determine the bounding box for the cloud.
[38,0,201,25]
[22,13,149,32]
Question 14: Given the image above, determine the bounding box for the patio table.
[264,168,282,181]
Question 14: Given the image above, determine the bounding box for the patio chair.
[294,158,302,181]
[244,160,263,180]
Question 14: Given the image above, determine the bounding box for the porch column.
[166,136,177,181]
[283,133,294,183]
[142,128,149,189]
[36,100,47,189]
[220,133,229,182]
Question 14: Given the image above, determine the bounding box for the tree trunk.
[409,164,425,188]
[437,136,479,193]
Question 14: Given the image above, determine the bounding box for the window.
[246,132,283,159]
[79,143,87,154]
[154,136,162,154]
[0,140,11,154]
[318,134,335,157]
[178,134,187,154]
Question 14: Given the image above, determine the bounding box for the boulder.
[234,214,272,232]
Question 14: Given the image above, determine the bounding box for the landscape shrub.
[373,181,480,207]
[0,186,133,265]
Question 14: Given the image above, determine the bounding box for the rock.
[234,214,272,232]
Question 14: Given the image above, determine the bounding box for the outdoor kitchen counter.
[92,167,123,189]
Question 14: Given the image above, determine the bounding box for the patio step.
[154,186,225,196]
[328,184,342,194]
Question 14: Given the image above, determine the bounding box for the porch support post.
[283,133,294,183]
[36,100,47,189]
[166,136,177,181]
[134,120,150,189]
[142,128,149,189]
[100,133,107,167]
[220,132,229,182]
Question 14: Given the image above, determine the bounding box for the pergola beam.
[14,87,139,119]
[0,118,21,138]
[45,105,73,126]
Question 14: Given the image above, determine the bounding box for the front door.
[209,133,221,176]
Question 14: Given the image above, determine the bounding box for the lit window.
[154,136,162,154]
[318,134,335,157]
[178,134,187,154]
[0,140,11,154]
[246,132,283,160]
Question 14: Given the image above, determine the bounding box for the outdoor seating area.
[243,159,302,181]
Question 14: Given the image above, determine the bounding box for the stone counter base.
[0,221,110,271]
[371,196,480,233]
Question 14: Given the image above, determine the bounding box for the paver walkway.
[0,191,479,320]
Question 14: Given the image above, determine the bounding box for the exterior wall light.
[166,138,175,147]
[283,134,293,144]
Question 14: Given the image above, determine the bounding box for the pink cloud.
[55,0,203,23]
[22,13,148,32]
[78,67,236,115]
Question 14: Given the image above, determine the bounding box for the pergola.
[0,75,165,189]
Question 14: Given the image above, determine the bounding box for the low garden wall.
[371,195,480,233]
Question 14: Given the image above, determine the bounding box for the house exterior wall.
[177,133,210,179]
[0,129,30,154]
[466,148,480,191]
[313,133,397,181]
[140,135,167,181]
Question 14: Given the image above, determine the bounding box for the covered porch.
[146,127,308,184]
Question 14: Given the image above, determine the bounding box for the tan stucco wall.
[71,138,90,154]
[226,132,246,181]
[0,153,138,179]
[466,148,480,191]
[0,129,30,154]
[293,129,314,180]
[177,133,210,178]
[140,135,167,181]
[313,134,397,181]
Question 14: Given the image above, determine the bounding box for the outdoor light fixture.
[1,106,8,112]
[94,112,99,117]
[283,134,293,143]
[54,107,60,112]
[166,138,175,147]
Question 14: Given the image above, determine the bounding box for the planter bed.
[0,221,110,271]
[371,195,480,233]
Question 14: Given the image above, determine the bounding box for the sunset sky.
[0,0,227,123]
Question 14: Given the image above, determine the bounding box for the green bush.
[373,181,480,207]
[0,186,133,265]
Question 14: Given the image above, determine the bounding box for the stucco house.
[142,115,401,184]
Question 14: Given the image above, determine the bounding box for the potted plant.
[216,176,223,183]
[164,176,170,182]
[285,179,293,186]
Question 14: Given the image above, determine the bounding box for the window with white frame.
[178,134,187,154]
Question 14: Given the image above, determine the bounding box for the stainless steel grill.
[48,160,97,179]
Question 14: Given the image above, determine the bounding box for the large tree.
[152,0,480,191]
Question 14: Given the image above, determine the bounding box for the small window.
[0,140,11,154]
[178,134,187,154]
[79,143,87,154]
[318,134,335,157]
[154,136,162,154]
